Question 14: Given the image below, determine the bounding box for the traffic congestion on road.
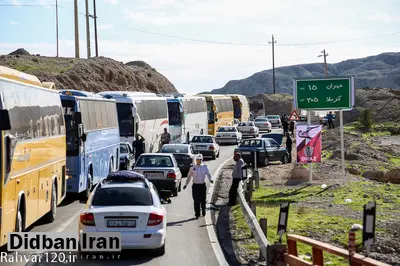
[0,66,289,266]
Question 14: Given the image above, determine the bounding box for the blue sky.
[1,0,400,94]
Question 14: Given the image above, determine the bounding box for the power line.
[4,3,400,47]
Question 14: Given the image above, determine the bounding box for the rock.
[345,153,360,160]
[362,170,385,182]
[363,194,368,198]
[384,168,400,184]
[347,167,361,175]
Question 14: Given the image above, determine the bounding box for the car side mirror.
[0,110,11,131]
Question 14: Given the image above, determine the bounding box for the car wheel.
[154,243,166,256]
[217,151,220,158]
[172,186,178,197]
[262,156,269,167]
[281,154,289,164]
[212,153,216,160]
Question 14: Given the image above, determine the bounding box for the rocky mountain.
[0,49,177,93]
[208,52,400,96]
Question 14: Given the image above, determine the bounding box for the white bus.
[166,95,208,144]
[99,91,169,153]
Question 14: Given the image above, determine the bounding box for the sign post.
[293,77,355,184]
[363,201,376,256]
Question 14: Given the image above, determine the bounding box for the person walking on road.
[327,111,334,129]
[282,116,289,135]
[133,133,145,161]
[183,154,213,219]
[229,153,246,206]
[286,132,293,163]
[160,128,171,147]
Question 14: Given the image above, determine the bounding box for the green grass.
[389,157,400,167]
[322,150,334,160]
[10,58,75,76]
[232,180,400,265]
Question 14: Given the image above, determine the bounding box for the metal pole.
[269,35,277,94]
[74,0,80,58]
[85,0,91,58]
[56,0,59,57]
[308,111,312,183]
[340,110,346,183]
[253,151,259,188]
[93,0,99,57]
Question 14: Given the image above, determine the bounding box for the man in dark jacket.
[133,133,145,161]
[286,132,293,163]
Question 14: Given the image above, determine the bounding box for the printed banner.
[296,125,322,164]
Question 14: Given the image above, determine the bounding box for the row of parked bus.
[0,66,250,247]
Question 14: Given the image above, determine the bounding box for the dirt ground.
[213,133,400,266]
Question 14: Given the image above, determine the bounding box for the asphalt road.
[4,144,238,266]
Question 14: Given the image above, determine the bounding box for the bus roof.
[99,91,167,104]
[227,94,247,100]
[0,65,42,86]
[196,94,231,100]
[60,89,102,98]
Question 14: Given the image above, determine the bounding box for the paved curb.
[205,157,232,266]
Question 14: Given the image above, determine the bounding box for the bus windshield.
[62,100,79,156]
[233,100,241,119]
[117,103,134,137]
[167,102,181,126]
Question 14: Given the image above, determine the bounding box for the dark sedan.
[159,144,195,177]
[234,138,289,166]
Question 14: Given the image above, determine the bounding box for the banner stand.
[340,110,346,184]
[307,111,313,183]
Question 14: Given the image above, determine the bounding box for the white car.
[190,134,220,160]
[216,126,242,144]
[254,117,272,132]
[237,121,259,138]
[78,171,167,255]
[134,153,183,197]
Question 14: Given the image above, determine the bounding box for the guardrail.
[236,171,391,266]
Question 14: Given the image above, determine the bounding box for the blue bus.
[60,90,120,199]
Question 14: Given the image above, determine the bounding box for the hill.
[207,52,400,96]
[0,49,177,93]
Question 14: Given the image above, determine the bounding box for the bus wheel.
[81,174,92,201]
[15,209,24,232]
[44,184,57,222]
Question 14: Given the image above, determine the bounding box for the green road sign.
[293,77,355,110]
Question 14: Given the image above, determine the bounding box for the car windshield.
[239,122,254,126]
[255,118,268,122]
[92,187,153,206]
[218,127,236,132]
[161,145,188,154]
[191,136,213,143]
[120,144,129,153]
[267,116,279,120]
[136,156,173,167]
[239,139,262,147]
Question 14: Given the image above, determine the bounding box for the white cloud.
[7,21,19,25]
[104,0,118,4]
[7,0,21,6]
[367,13,400,23]
[98,24,114,30]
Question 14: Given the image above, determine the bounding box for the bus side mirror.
[215,117,218,122]
[81,133,87,143]
[0,110,11,131]
[73,112,82,125]
[5,135,12,173]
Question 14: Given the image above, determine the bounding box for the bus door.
[73,112,87,183]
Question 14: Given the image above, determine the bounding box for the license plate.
[242,151,251,155]
[107,220,136,228]
[145,173,163,178]
[196,145,207,150]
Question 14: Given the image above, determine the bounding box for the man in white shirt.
[229,152,246,206]
[183,154,214,219]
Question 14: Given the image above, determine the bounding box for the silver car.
[134,153,182,197]
[254,117,272,132]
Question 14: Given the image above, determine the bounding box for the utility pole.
[85,0,91,58]
[55,0,59,57]
[74,0,79,58]
[318,49,329,76]
[93,0,99,57]
[269,35,277,94]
